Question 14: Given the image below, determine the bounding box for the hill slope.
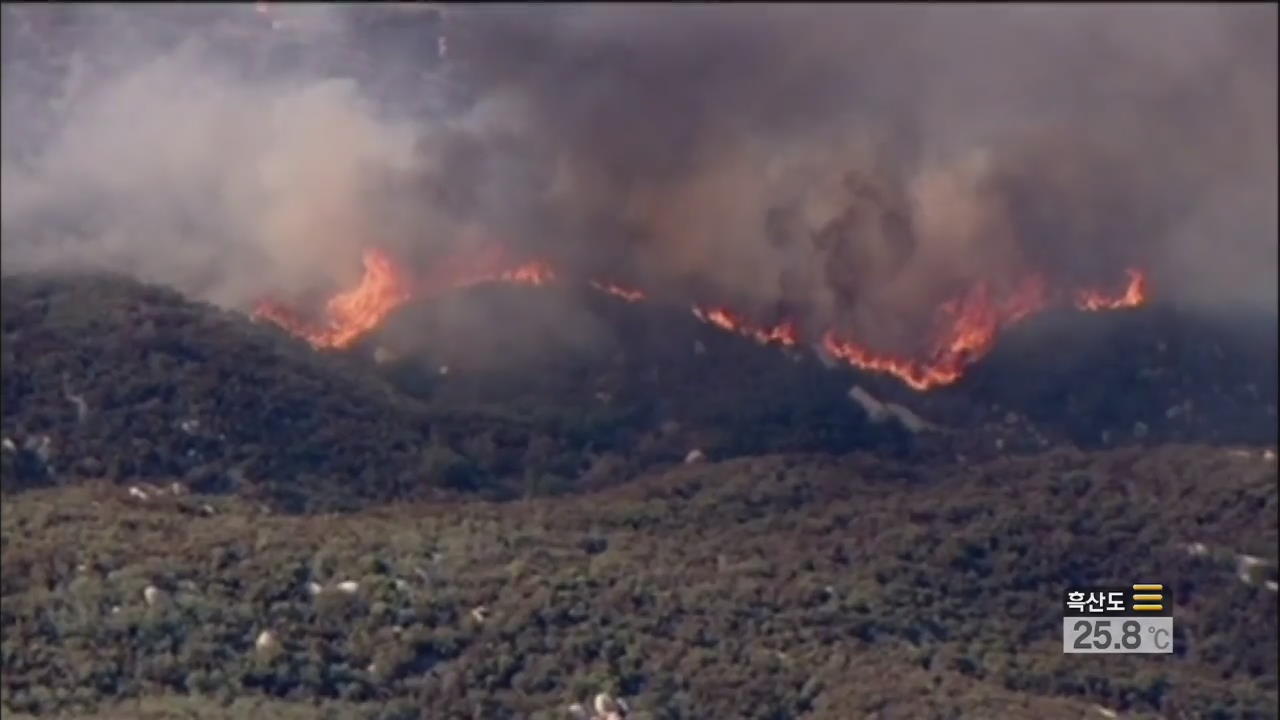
[1,273,448,511]
[0,273,911,509]
[5,272,1276,512]
[1,446,1275,718]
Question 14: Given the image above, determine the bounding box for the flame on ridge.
[253,247,1148,391]
[254,248,412,350]
[1074,268,1147,311]
[821,277,1048,391]
[252,249,554,350]
[590,280,647,303]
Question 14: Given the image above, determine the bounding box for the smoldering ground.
[2,4,1275,355]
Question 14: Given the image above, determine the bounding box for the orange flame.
[253,248,411,350]
[497,261,557,286]
[821,281,1022,392]
[254,248,1150,389]
[689,276,1051,391]
[690,306,799,347]
[590,281,647,303]
[1074,268,1147,311]
[253,253,557,350]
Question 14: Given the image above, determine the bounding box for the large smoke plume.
[2,4,1275,353]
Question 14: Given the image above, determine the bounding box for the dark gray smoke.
[3,4,1275,351]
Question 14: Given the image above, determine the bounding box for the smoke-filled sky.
[2,4,1275,351]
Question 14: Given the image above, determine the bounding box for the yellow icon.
[1131,584,1164,612]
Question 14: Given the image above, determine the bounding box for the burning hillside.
[1,6,1270,380]
[253,246,1147,391]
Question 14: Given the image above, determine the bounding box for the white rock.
[255,630,278,652]
[1264,449,1277,462]
[684,449,706,464]
[180,419,200,435]
[26,435,52,463]
[143,585,162,607]
[1237,554,1266,583]
[0,438,14,453]
[65,392,89,422]
[812,343,838,369]
[1265,580,1278,593]
[307,582,323,596]
[884,402,932,434]
[566,704,588,719]
[470,605,489,623]
[335,580,359,594]
[847,385,935,433]
[438,365,450,376]
[1184,542,1209,557]
[848,386,889,423]
[1093,705,1118,719]
[594,693,619,715]
[128,486,150,502]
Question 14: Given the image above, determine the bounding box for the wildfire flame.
[691,306,800,347]
[254,248,411,350]
[253,252,560,349]
[1074,268,1147,311]
[822,282,1017,392]
[254,247,1148,391]
[590,281,647,303]
[496,261,557,286]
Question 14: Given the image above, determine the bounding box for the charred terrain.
[1,271,1277,719]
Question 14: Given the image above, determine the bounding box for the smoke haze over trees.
[2,4,1275,352]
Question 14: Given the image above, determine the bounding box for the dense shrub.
[1,448,1275,718]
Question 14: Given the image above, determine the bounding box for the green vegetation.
[1,273,907,512]
[2,272,1276,718]
[2,446,1275,718]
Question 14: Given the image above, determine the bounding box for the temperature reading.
[1064,617,1173,654]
